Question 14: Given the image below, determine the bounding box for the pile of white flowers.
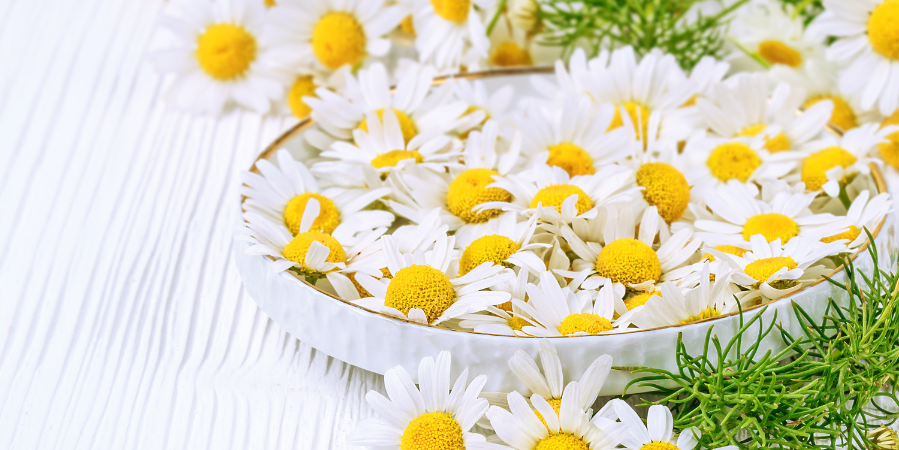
[239,37,897,336]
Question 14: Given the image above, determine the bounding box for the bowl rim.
[240,66,888,339]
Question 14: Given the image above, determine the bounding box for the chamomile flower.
[795,123,896,196]
[697,74,832,153]
[581,46,700,142]
[694,180,846,246]
[710,234,850,302]
[486,382,630,450]
[305,62,467,145]
[386,121,520,236]
[454,213,549,278]
[266,0,402,72]
[350,351,503,450]
[819,190,892,249]
[353,235,513,325]
[682,133,801,193]
[567,206,702,291]
[878,109,899,168]
[320,109,456,176]
[514,272,618,337]
[241,149,394,241]
[611,400,737,450]
[450,78,515,134]
[728,0,827,72]
[813,0,899,115]
[515,95,630,178]
[150,0,286,114]
[483,164,638,225]
[616,265,743,329]
[403,0,493,71]
[487,16,561,69]
[457,269,536,335]
[507,340,613,412]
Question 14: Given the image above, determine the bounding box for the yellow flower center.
[312,12,366,70]
[744,256,798,282]
[371,150,424,169]
[284,193,341,235]
[609,102,650,139]
[636,162,691,223]
[446,168,510,223]
[264,0,276,6]
[195,23,257,81]
[458,234,520,276]
[385,265,456,323]
[805,96,857,132]
[801,146,858,191]
[868,0,899,61]
[400,15,416,37]
[400,412,465,450]
[738,124,791,153]
[507,316,530,331]
[681,307,721,324]
[490,41,533,67]
[706,142,762,182]
[359,108,418,145]
[639,442,681,450]
[287,75,317,119]
[595,239,661,285]
[624,291,661,310]
[282,231,347,271]
[529,184,594,215]
[878,109,899,169]
[534,398,563,432]
[546,142,596,176]
[758,40,803,68]
[703,245,747,262]
[535,433,589,450]
[558,313,613,336]
[822,225,861,244]
[431,0,470,23]
[742,213,799,243]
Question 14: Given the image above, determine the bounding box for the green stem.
[792,0,817,20]
[838,186,853,210]
[485,0,508,36]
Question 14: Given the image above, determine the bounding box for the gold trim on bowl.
[241,66,888,338]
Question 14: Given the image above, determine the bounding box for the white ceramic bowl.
[235,68,893,395]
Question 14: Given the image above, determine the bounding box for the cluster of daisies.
[239,38,897,336]
[349,341,742,450]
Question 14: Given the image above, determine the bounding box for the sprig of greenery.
[621,233,899,449]
[779,0,824,25]
[535,0,750,69]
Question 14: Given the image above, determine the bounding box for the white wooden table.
[0,0,383,448]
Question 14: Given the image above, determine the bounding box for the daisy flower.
[450,78,515,134]
[487,16,561,69]
[878,109,899,169]
[350,351,504,450]
[386,120,520,236]
[812,0,899,115]
[709,234,851,301]
[566,206,702,291]
[454,213,550,278]
[305,62,467,146]
[403,0,493,72]
[353,234,513,326]
[694,180,853,247]
[483,164,638,225]
[507,339,613,413]
[486,381,630,450]
[611,399,738,450]
[457,269,537,336]
[818,190,892,249]
[727,0,827,72]
[241,149,394,242]
[682,132,802,193]
[150,0,286,114]
[515,95,630,178]
[580,46,700,142]
[795,123,897,196]
[266,0,402,72]
[319,109,456,176]
[697,74,832,153]
[514,272,618,337]
[616,265,743,329]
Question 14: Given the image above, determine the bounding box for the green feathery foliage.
[534,0,750,69]
[622,231,899,449]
